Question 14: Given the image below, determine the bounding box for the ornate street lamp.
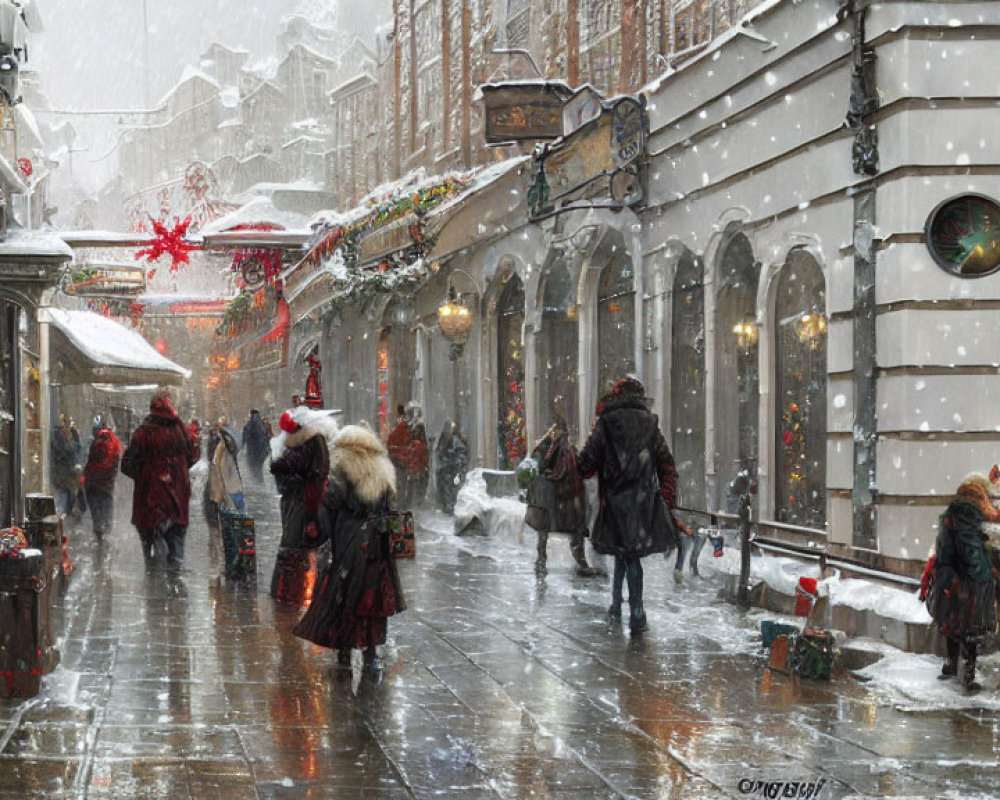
[437,287,473,360]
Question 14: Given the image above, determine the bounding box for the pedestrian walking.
[269,407,337,603]
[293,424,405,671]
[578,378,679,636]
[525,416,598,577]
[242,409,270,483]
[926,475,999,690]
[121,390,200,573]
[206,422,245,523]
[83,417,122,540]
[51,413,83,517]
[435,420,468,513]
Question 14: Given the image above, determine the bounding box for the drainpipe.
[844,0,879,548]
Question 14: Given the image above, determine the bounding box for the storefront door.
[0,301,21,526]
[497,276,525,468]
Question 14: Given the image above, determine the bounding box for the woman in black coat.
[294,425,405,671]
[928,476,998,690]
[269,409,337,604]
[578,378,679,635]
[525,420,597,576]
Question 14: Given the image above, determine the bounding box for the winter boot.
[939,638,960,680]
[571,533,598,577]
[961,641,980,691]
[939,659,958,679]
[535,531,548,576]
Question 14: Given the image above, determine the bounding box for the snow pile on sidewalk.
[704,545,931,625]
[452,469,526,543]
[856,649,1000,711]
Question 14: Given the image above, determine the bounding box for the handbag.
[386,510,415,558]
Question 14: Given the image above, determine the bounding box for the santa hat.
[279,411,300,434]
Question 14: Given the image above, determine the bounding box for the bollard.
[0,549,45,698]
[21,511,62,673]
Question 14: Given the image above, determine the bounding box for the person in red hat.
[269,408,338,604]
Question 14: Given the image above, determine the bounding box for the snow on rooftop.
[0,228,73,258]
[199,196,312,236]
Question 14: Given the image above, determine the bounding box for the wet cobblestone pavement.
[2,475,999,799]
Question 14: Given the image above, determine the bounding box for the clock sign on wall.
[925,193,1000,277]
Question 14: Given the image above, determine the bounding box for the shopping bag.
[387,511,415,558]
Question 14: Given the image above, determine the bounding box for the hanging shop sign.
[925,193,1000,278]
[563,86,604,136]
[65,264,146,296]
[611,97,644,169]
[481,82,574,144]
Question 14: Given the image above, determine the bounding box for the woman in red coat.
[121,390,200,573]
[83,418,122,540]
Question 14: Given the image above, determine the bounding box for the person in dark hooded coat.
[269,408,337,604]
[928,475,998,690]
[242,409,270,483]
[578,378,679,635]
[294,424,405,671]
[121,390,200,572]
[525,418,597,577]
[435,420,468,513]
[83,418,122,539]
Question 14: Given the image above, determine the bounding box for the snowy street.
[0,476,997,800]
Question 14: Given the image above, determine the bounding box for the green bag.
[790,629,838,680]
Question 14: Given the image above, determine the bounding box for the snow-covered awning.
[425,156,531,259]
[43,307,192,386]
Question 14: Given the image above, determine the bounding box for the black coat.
[270,433,330,549]
[525,428,587,534]
[435,428,469,513]
[578,394,679,559]
[929,499,997,638]
[242,415,270,464]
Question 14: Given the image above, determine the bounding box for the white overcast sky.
[32,0,390,111]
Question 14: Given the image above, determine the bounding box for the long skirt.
[85,484,115,537]
[294,523,405,651]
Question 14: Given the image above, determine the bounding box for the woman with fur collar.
[294,423,405,669]
[269,407,338,603]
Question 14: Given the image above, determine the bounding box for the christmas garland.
[304,175,467,269]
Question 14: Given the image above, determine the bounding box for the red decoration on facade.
[303,343,323,408]
[259,290,290,344]
[135,217,197,275]
[16,158,32,179]
[153,339,168,355]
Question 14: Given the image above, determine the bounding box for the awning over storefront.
[43,307,192,386]
[425,156,531,258]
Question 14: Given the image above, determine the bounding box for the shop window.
[0,301,22,525]
[774,250,827,529]
[536,260,579,438]
[597,253,636,396]
[714,231,758,509]
[497,275,526,468]
[671,250,705,509]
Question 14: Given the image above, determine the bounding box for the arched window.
[597,253,636,395]
[497,275,526,468]
[774,250,827,528]
[714,232,759,509]
[536,259,579,438]
[671,250,705,509]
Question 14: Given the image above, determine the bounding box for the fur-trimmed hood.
[331,424,396,504]
[270,407,340,461]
